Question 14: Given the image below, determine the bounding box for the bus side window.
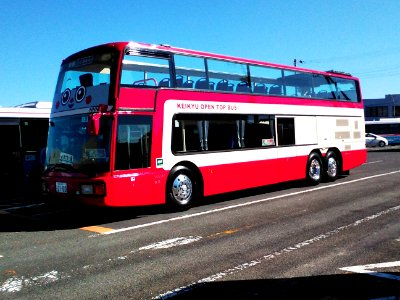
[207,59,249,93]
[115,116,152,170]
[174,55,207,90]
[277,118,295,146]
[121,54,171,87]
[172,114,277,153]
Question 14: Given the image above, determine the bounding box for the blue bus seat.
[269,85,282,95]
[195,78,210,89]
[79,73,93,87]
[236,82,251,93]
[159,78,170,87]
[216,79,229,91]
[182,80,194,88]
[254,83,268,94]
[176,75,184,87]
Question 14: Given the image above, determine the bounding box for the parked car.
[365,133,388,147]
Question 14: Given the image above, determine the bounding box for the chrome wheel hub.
[326,157,337,178]
[172,174,193,205]
[309,159,321,181]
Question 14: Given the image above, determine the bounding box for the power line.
[305,47,400,64]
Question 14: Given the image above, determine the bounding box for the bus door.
[0,121,22,200]
[111,114,160,205]
[20,119,49,199]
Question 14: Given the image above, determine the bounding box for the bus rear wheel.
[167,167,197,209]
[324,151,339,181]
[306,152,323,185]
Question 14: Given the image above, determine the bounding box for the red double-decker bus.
[42,41,366,208]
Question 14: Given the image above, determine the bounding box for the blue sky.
[1,0,399,107]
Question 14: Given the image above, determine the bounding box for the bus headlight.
[80,183,106,196]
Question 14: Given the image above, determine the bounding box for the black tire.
[378,141,385,147]
[306,152,323,185]
[324,151,339,181]
[167,167,197,209]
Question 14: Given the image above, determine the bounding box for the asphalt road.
[1,149,400,299]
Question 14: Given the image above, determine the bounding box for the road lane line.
[101,170,400,235]
[153,204,400,299]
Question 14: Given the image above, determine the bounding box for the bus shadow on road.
[0,202,170,232]
[0,175,349,232]
[167,273,400,299]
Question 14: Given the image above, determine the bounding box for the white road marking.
[101,170,400,235]
[139,236,202,250]
[364,160,383,164]
[340,261,400,281]
[153,204,400,299]
[0,271,62,293]
[0,236,201,294]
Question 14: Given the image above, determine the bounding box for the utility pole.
[389,94,396,117]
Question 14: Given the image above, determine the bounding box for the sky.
[0,0,399,107]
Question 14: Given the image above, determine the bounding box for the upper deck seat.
[79,73,93,87]
[216,79,235,91]
[216,79,229,91]
[269,85,282,95]
[236,81,251,93]
[182,80,194,88]
[159,78,170,87]
[254,83,268,94]
[196,78,214,90]
[176,75,184,87]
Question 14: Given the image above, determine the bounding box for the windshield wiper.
[45,163,75,172]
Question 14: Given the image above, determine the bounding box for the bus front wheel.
[306,152,323,185]
[167,167,197,209]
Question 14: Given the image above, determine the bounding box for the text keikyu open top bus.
[42,41,367,208]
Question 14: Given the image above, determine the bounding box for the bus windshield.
[45,114,112,174]
[53,51,115,113]
[56,53,113,93]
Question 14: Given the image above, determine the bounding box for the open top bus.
[42,41,366,208]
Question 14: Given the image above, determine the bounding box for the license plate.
[56,182,67,193]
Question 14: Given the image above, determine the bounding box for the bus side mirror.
[87,113,101,136]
